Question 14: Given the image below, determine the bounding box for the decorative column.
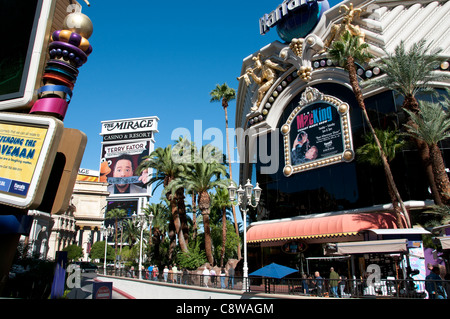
[30,9,93,120]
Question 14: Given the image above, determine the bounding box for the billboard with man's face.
[101,140,150,196]
[100,117,158,198]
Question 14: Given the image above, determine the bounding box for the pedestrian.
[314,271,324,296]
[228,265,235,289]
[210,268,216,287]
[339,274,347,297]
[169,265,173,283]
[147,265,153,280]
[173,264,178,283]
[329,267,340,297]
[220,267,227,289]
[152,265,159,281]
[163,265,169,282]
[426,266,447,299]
[182,267,189,285]
[301,273,309,294]
[202,266,210,287]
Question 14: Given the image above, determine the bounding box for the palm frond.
[328,31,373,68]
[364,40,449,95]
[403,100,450,145]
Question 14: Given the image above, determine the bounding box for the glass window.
[252,83,434,221]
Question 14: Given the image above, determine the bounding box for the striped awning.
[247,211,399,244]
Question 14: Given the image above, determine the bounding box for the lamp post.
[101,225,113,276]
[228,179,262,292]
[132,211,154,280]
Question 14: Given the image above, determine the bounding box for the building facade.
[235,0,449,279]
[24,170,108,261]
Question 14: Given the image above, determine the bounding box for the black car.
[74,261,98,273]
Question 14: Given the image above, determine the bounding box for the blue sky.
[64,0,342,204]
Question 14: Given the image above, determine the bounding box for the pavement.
[66,272,131,299]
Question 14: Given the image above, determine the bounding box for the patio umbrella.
[249,263,298,279]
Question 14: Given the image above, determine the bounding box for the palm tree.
[143,202,170,266]
[167,146,229,265]
[328,31,411,228]
[357,128,407,227]
[211,187,233,267]
[106,208,127,255]
[136,146,189,253]
[423,205,450,227]
[210,83,242,260]
[357,128,406,164]
[122,218,140,247]
[364,40,448,205]
[403,100,450,204]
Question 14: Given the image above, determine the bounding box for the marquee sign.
[281,87,354,176]
[101,117,158,136]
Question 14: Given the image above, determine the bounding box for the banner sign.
[282,241,308,254]
[102,131,152,142]
[101,117,158,135]
[0,112,63,208]
[101,140,151,196]
[100,117,159,199]
[281,87,354,176]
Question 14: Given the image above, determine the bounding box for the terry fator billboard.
[100,116,159,198]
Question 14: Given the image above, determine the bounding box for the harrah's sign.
[260,0,321,35]
[101,117,159,136]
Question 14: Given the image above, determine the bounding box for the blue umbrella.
[249,263,298,279]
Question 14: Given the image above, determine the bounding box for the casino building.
[235,0,450,279]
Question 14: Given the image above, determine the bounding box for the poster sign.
[281,87,354,176]
[101,140,151,196]
[282,241,308,254]
[100,116,158,199]
[0,112,63,208]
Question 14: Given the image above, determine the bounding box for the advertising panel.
[101,140,151,196]
[100,116,158,200]
[281,87,354,176]
[77,168,99,182]
[104,199,139,231]
[0,0,56,110]
[0,112,63,208]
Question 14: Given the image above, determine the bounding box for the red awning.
[247,212,399,243]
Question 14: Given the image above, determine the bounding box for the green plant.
[176,242,207,270]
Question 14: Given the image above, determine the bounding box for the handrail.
[99,267,449,299]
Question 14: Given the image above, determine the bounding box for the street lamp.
[101,224,113,276]
[132,211,154,279]
[228,179,261,292]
